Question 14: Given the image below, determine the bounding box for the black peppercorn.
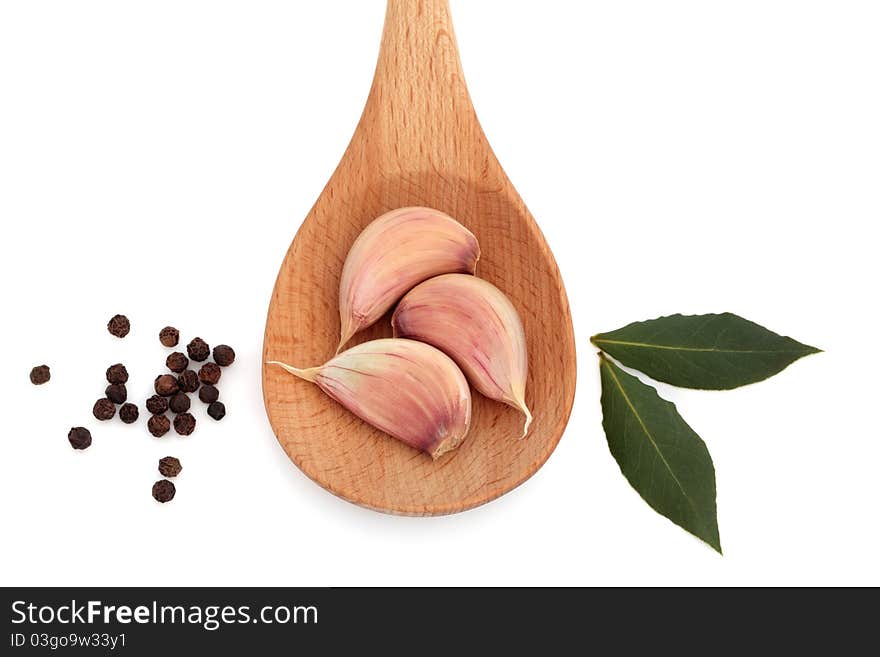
[29,365,51,385]
[158,456,182,478]
[173,412,196,436]
[68,427,92,450]
[168,392,191,414]
[207,401,226,421]
[152,479,176,503]
[105,363,129,385]
[159,326,179,348]
[145,395,169,415]
[154,374,179,397]
[177,370,200,393]
[107,314,130,338]
[186,337,210,362]
[148,415,171,437]
[105,383,127,404]
[198,384,219,404]
[212,345,235,367]
[166,352,189,373]
[119,402,139,424]
[93,398,116,421]
[198,362,221,385]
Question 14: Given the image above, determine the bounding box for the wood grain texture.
[262,0,576,515]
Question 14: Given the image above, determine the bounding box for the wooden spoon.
[263,0,576,515]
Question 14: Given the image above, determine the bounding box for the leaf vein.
[594,339,808,354]
[601,359,698,516]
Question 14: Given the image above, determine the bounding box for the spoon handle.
[363,1,474,134]
[359,0,483,170]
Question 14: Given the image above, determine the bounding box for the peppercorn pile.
[147,329,234,439]
[144,327,234,501]
[31,314,236,504]
[147,326,235,500]
[93,363,139,425]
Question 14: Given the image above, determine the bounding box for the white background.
[1,1,878,586]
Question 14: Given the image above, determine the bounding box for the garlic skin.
[337,207,480,352]
[392,274,532,437]
[267,339,472,459]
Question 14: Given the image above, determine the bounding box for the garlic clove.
[337,207,480,352]
[268,338,472,459]
[392,273,532,437]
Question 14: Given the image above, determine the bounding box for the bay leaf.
[599,355,721,553]
[592,313,820,390]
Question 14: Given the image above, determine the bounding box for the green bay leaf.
[592,313,820,390]
[599,355,721,553]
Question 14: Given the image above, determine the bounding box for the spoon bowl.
[263,0,576,515]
